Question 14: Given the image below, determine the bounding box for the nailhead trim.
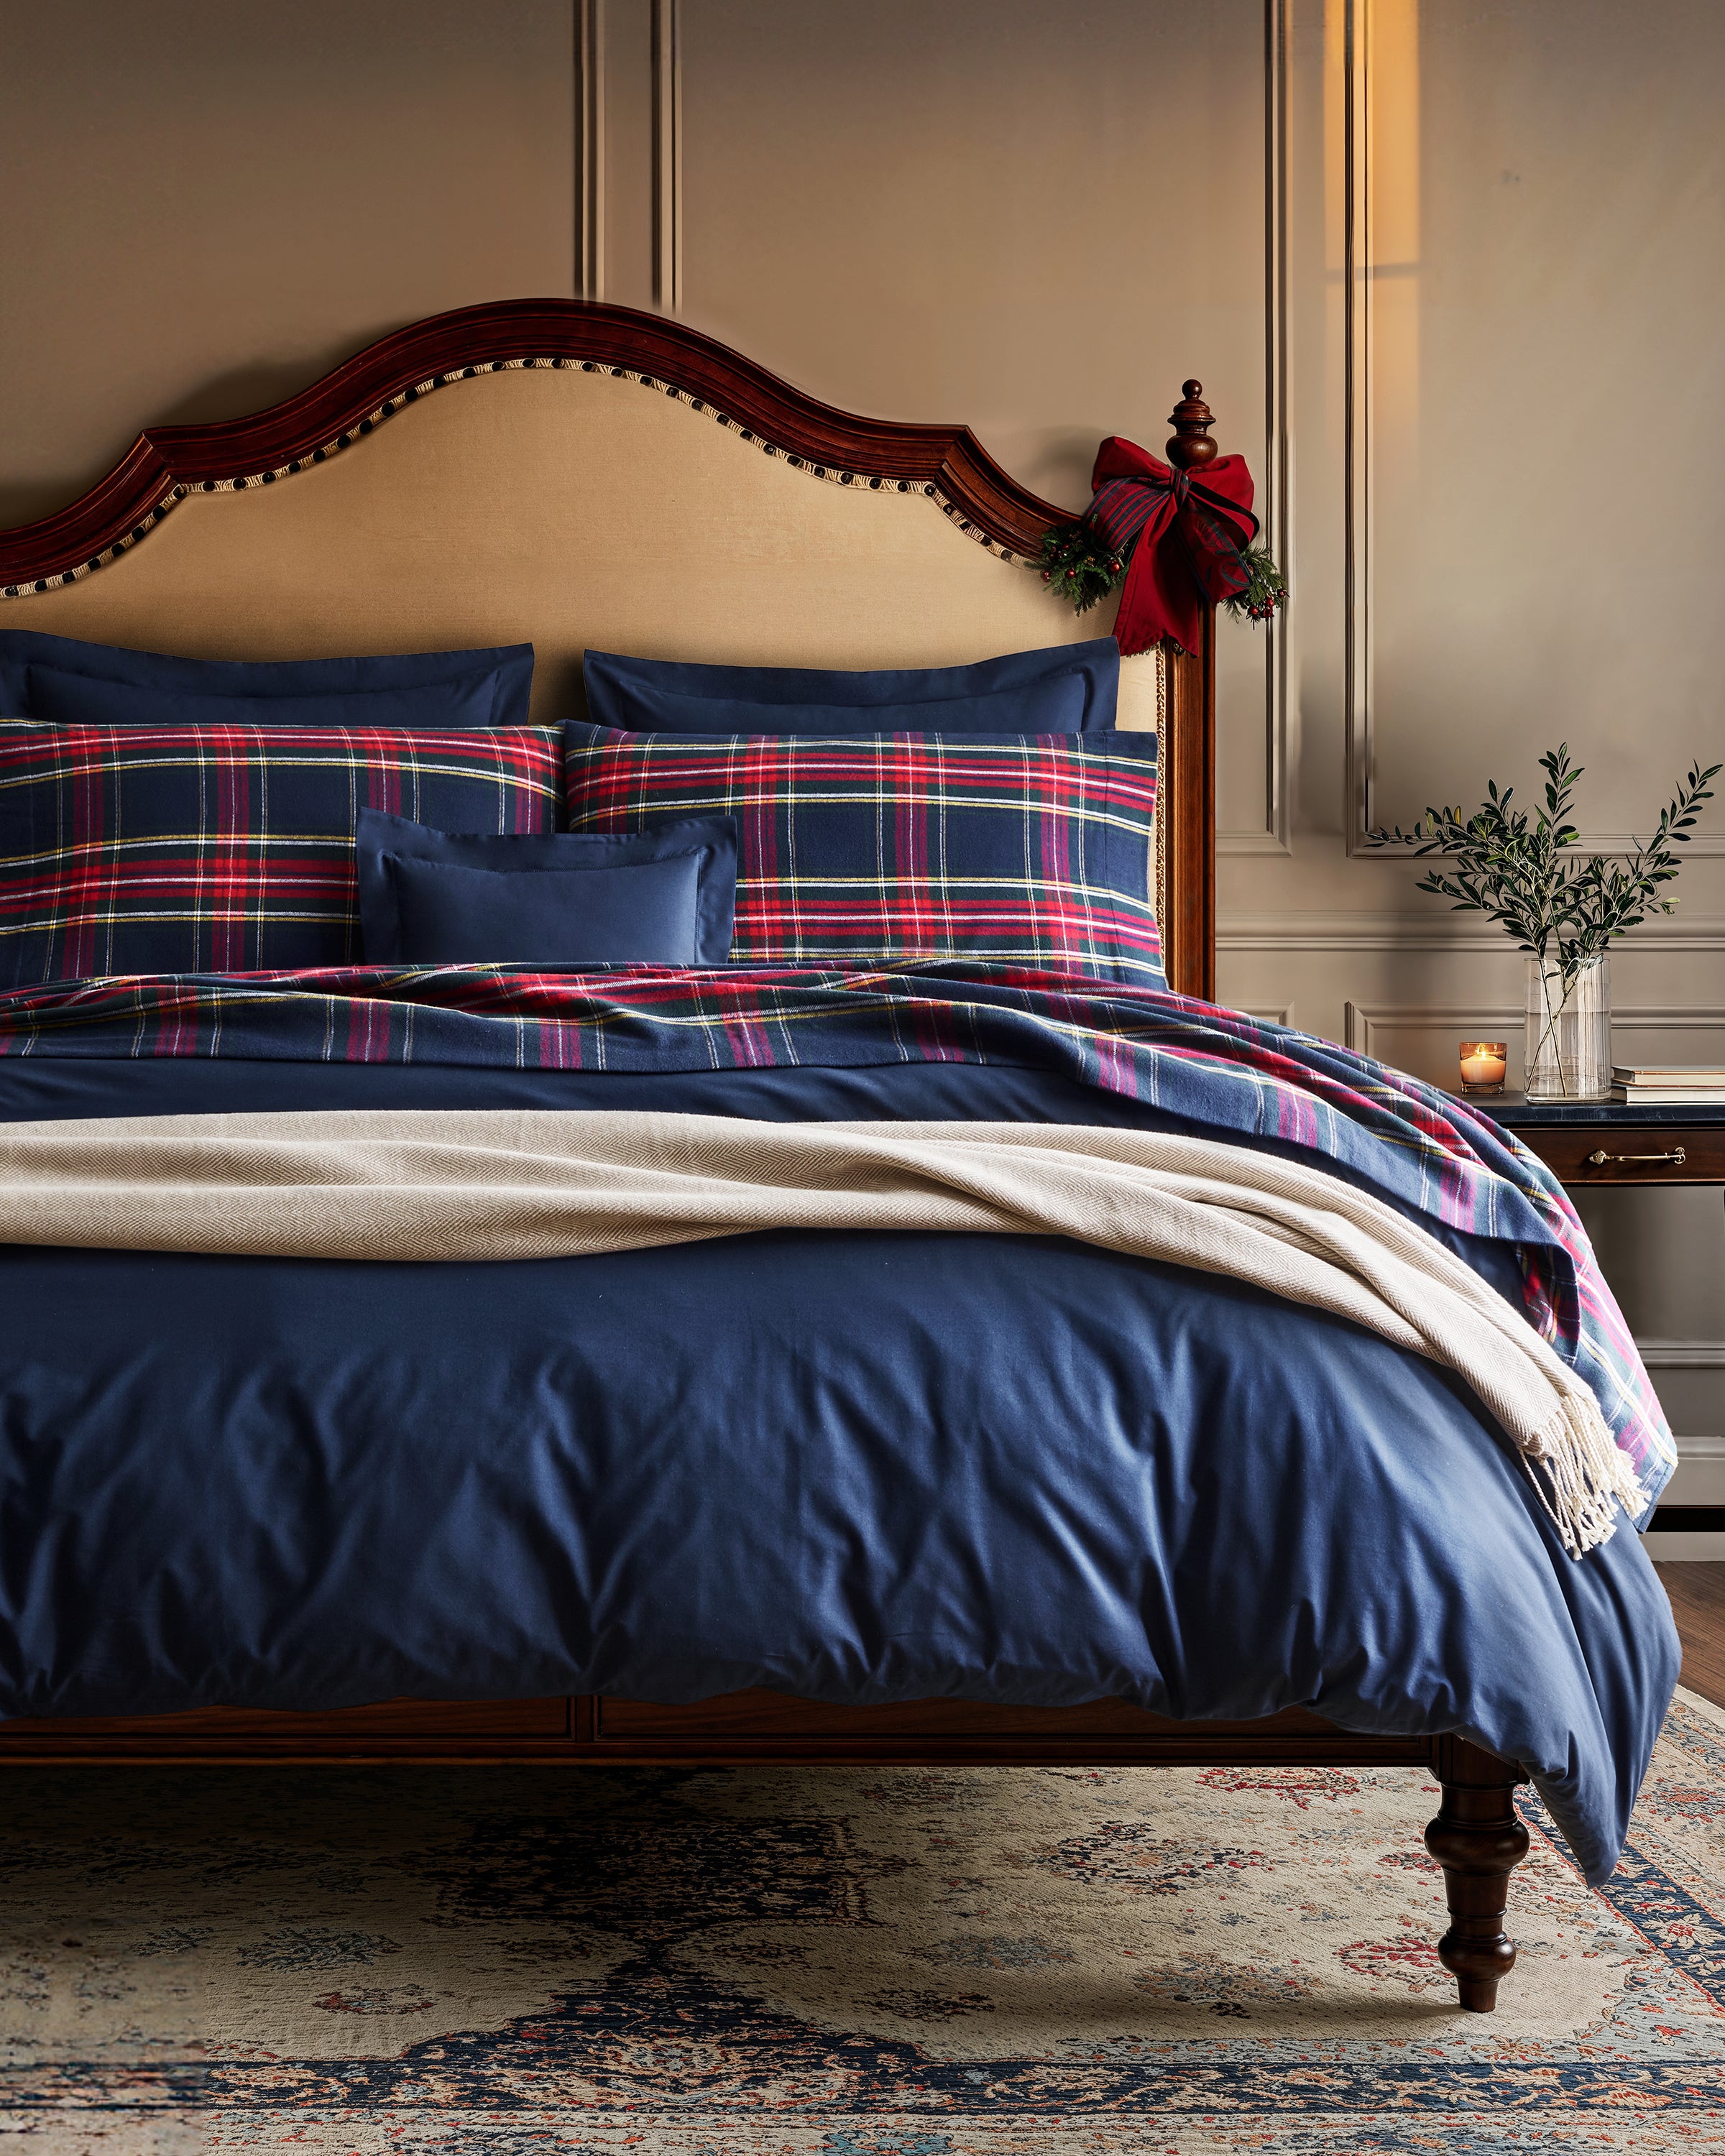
[3,356,1037,597]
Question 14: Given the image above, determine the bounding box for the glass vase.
[1524,954,1610,1101]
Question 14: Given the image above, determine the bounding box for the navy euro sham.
[27,665,515,733]
[355,808,737,965]
[581,637,1120,734]
[0,630,535,726]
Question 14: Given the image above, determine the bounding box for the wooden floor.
[1656,1564,1725,1710]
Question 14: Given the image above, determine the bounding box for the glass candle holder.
[1458,1042,1508,1095]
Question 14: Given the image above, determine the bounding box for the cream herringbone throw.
[0,1110,1641,1555]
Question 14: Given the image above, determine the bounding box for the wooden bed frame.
[0,300,1529,2012]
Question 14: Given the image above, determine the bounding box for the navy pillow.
[0,631,535,725]
[585,674,1090,738]
[581,638,1120,734]
[28,666,511,733]
[355,808,737,966]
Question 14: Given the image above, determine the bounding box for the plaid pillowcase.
[0,721,561,984]
[564,723,1163,985]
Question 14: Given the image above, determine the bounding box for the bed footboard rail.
[0,1695,1531,2013]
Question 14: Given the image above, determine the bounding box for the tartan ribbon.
[1085,436,1259,657]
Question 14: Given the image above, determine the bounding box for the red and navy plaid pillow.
[0,721,561,984]
[563,723,1163,985]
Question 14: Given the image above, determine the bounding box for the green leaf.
[1381,745,1715,959]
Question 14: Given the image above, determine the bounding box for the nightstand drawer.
[1514,1125,1725,1184]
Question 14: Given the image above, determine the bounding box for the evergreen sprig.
[1039,525,1126,614]
[1223,540,1287,625]
[1364,744,1720,987]
[1039,525,1288,629]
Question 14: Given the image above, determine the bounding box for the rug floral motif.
[2,1690,1724,2152]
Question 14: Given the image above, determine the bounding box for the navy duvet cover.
[0,962,1681,1884]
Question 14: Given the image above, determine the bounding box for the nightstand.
[1480,1095,1725,1189]
[1474,1094,1725,1541]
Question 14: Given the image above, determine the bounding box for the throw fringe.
[1524,1391,1649,1557]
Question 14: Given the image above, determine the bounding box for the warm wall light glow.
[1324,0,1347,461]
[1326,0,1421,455]
[1328,1,1423,442]
[1332,0,1422,836]
[1369,0,1421,494]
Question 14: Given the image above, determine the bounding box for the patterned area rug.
[3,1693,1724,2153]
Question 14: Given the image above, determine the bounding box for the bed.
[0,298,1680,2014]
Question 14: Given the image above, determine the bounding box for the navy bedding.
[0,967,1680,1886]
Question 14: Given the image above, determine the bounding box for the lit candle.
[1458,1041,1508,1095]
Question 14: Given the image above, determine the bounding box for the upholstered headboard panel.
[0,302,1217,993]
[7,367,1163,731]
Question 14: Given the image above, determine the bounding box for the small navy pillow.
[0,631,535,725]
[355,808,737,966]
[27,666,515,733]
[581,638,1120,734]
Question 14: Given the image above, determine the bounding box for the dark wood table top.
[1462,1092,1725,1126]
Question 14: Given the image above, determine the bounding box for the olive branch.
[1364,743,1720,988]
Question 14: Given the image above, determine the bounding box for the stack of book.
[1611,1063,1725,1105]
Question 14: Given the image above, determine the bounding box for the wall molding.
[1342,0,1371,849]
[1342,1000,1516,1057]
[1221,909,1725,953]
[650,0,681,314]
[1218,0,1292,858]
[576,0,605,300]
[1338,4,1725,861]
[1583,836,1725,858]
[1343,998,1725,1058]
[1371,829,1725,864]
[1638,1344,1725,1371]
[1218,828,1293,856]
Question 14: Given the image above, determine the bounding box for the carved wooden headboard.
[0,300,1220,998]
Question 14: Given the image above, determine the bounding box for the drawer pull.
[1583,1146,1687,1168]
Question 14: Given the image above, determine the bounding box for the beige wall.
[671,0,1272,834]
[491,0,1725,1095]
[4,0,1725,1485]
[0,0,575,528]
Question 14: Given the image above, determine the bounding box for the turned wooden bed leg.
[1423,1734,1531,2012]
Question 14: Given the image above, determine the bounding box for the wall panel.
[0,0,576,529]
[1358,0,1725,853]
[672,0,1278,847]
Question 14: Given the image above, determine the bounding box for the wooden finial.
[1166,379,1218,469]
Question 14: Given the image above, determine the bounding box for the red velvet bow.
[1086,438,1259,657]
